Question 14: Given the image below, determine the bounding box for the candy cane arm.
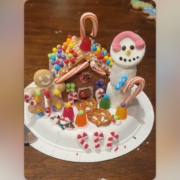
[123,76,145,105]
[90,61,106,76]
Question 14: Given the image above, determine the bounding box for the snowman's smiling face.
[110,37,146,68]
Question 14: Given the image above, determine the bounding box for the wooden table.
[24,0,156,179]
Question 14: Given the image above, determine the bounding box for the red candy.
[102,58,106,63]
[69,49,74,53]
[97,54,101,60]
[100,54,104,59]
[62,47,67,52]
[68,34,72,38]
[44,89,50,95]
[73,52,78,57]
[80,91,86,98]
[64,59,69,64]
[56,60,60,64]
[70,57,75,63]
[58,45,62,49]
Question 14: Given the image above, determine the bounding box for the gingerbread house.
[48,13,113,103]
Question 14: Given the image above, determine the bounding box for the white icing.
[46,74,51,79]
[38,76,42,81]
[41,80,51,86]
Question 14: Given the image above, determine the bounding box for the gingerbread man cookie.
[24,69,65,116]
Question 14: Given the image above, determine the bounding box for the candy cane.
[105,131,119,151]
[123,76,145,105]
[80,12,98,39]
[54,62,89,83]
[93,131,104,150]
[90,61,106,76]
[68,92,78,106]
[76,131,90,151]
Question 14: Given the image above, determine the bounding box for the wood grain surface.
[24,0,156,179]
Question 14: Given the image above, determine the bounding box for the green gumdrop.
[35,90,41,96]
[99,98,110,109]
[71,88,75,92]
[66,83,71,88]
[48,53,52,58]
[78,110,84,115]
[70,83,75,88]
[66,88,71,92]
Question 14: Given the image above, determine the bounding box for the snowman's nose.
[125,49,131,56]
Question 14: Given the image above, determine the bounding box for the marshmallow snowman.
[106,31,146,108]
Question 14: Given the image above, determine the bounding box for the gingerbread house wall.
[60,65,110,102]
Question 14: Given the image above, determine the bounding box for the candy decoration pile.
[143,7,156,21]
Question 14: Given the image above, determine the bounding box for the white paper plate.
[24,82,154,162]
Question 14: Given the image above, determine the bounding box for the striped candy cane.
[90,61,106,76]
[93,131,104,150]
[80,12,98,39]
[105,131,119,151]
[54,62,89,83]
[76,131,90,151]
[123,76,145,105]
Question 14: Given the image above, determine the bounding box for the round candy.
[73,52,78,57]
[94,80,100,85]
[36,107,42,113]
[35,96,40,102]
[51,55,56,61]
[66,83,71,88]
[94,51,99,55]
[52,106,57,112]
[65,49,69,54]
[57,44,61,48]
[58,49,62,53]
[103,51,107,56]
[70,57,75,63]
[80,91,86,98]
[55,65,60,71]
[57,45,62,49]
[56,60,60,64]
[106,60,110,65]
[54,89,60,95]
[62,47,67,52]
[70,83,75,88]
[102,59,106,63]
[103,94,109,99]
[95,85,100,89]
[64,59,69,64]
[69,43,74,48]
[78,110,84,115]
[100,54,104,59]
[69,49,74,53]
[68,53,72,58]
[109,62,113,67]
[97,54,101,59]
[37,112,43,117]
[51,60,56,65]
[56,103,61,109]
[67,34,72,38]
[120,102,126,107]
[52,47,57,53]
[44,89,50,95]
[114,115,119,120]
[58,61,64,67]
[35,90,41,96]
[101,85,106,89]
[92,46,97,51]
[119,81,124,86]
[104,56,108,60]
[66,38,71,42]
[48,53,52,58]
[122,75,127,81]
[61,54,66,59]
[63,42,68,47]
[66,102,71,108]
[70,88,75,92]
[66,88,71,93]
[99,81,104,86]
[115,84,120,90]
[57,53,61,58]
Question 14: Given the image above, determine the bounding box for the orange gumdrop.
[75,110,87,127]
[115,102,127,120]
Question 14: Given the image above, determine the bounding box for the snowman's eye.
[130,45,134,50]
[122,46,126,51]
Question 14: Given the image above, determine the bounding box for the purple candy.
[57,53,61,58]
[95,43,98,46]
[95,85,100,89]
[94,80,100,85]
[58,49,62,53]
[51,60,56,65]
[120,102,126,107]
[99,81,104,86]
[52,106,57,112]
[59,61,64,67]
[61,54,66,59]
[101,85,106,89]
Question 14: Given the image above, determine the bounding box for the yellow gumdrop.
[104,56,108,60]
[66,102,71,108]
[69,43,74,48]
[65,49,69,54]
[52,47,57,53]
[54,89,60,95]
[56,103,62,109]
[36,107,42,113]
[35,96,40,103]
